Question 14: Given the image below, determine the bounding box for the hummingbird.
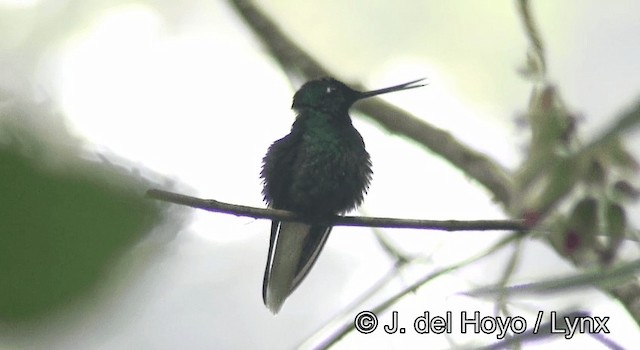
[261,77,425,313]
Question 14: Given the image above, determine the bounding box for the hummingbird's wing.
[263,221,331,314]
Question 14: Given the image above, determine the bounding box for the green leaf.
[0,147,164,322]
[601,201,627,264]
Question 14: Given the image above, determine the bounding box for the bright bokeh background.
[1,0,639,349]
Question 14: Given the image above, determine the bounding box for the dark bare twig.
[147,189,525,231]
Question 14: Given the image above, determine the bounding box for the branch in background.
[228,0,513,207]
[464,258,640,298]
[147,189,525,231]
[310,233,522,349]
[477,311,626,350]
[517,0,547,78]
[227,0,329,79]
[582,98,640,154]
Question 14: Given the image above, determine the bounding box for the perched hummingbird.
[261,77,425,313]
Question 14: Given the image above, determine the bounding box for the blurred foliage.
[0,1,636,347]
[515,83,639,268]
[0,114,165,323]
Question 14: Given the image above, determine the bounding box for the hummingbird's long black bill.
[358,78,426,99]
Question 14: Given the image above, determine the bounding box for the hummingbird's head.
[291,78,359,115]
[291,77,426,115]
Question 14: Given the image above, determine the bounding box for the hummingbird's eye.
[326,86,335,94]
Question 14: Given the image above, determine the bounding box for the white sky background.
[1,0,640,349]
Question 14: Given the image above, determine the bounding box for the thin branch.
[314,233,522,349]
[517,0,547,78]
[475,311,624,350]
[301,228,432,349]
[300,263,404,350]
[227,0,513,207]
[147,189,525,231]
[494,239,523,318]
[581,97,640,154]
[463,257,640,298]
